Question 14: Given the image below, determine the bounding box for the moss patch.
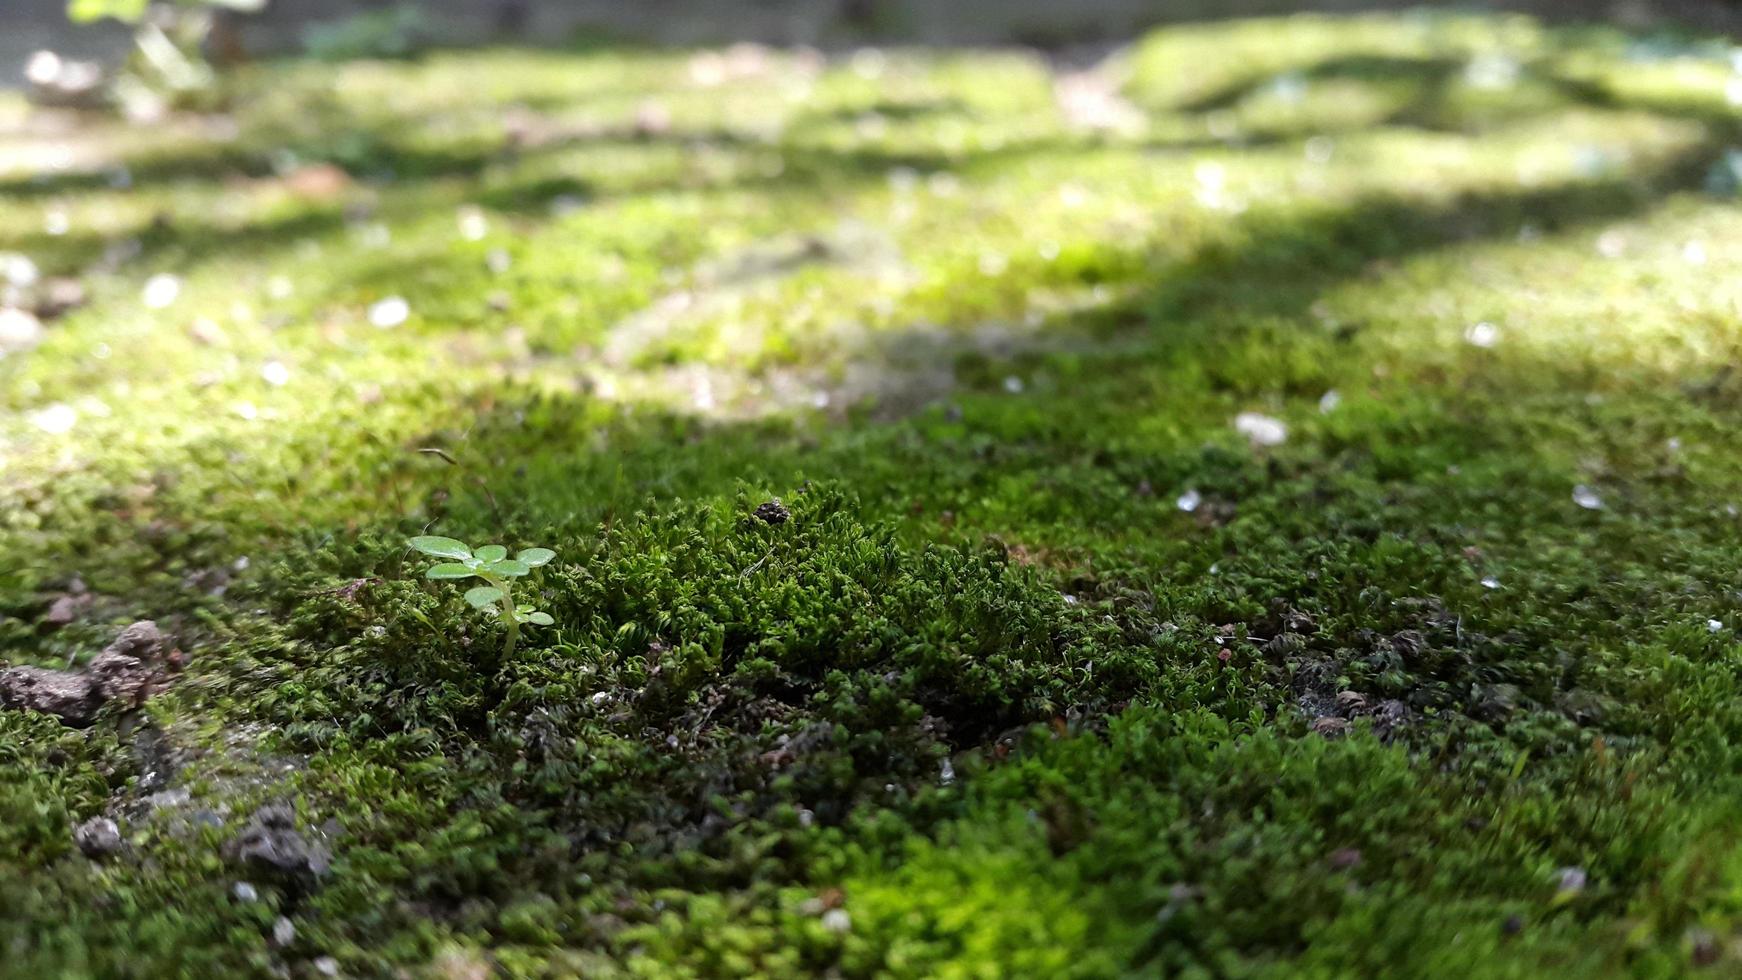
[8,11,1742,976]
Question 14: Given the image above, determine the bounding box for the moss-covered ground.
[10,11,1742,976]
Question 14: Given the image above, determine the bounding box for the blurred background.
[13,0,1742,75]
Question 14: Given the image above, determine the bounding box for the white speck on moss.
[1235,412,1287,447]
[142,273,181,309]
[30,402,76,434]
[369,296,409,328]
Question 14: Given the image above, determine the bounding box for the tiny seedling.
[408,536,555,659]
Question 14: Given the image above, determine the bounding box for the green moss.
[10,10,1742,975]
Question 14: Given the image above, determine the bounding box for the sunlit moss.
[7,11,1742,975]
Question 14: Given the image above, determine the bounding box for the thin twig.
[417,447,459,465]
[739,545,775,579]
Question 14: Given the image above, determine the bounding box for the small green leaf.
[464,586,504,609]
[517,548,555,567]
[489,559,531,578]
[526,611,554,626]
[409,536,471,559]
[474,544,507,563]
[68,0,150,24]
[515,603,534,614]
[425,563,475,579]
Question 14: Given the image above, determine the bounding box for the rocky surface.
[0,620,170,725]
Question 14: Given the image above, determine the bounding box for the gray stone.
[0,665,100,725]
[41,594,79,630]
[103,621,169,662]
[73,816,123,858]
[88,649,154,705]
[225,804,331,879]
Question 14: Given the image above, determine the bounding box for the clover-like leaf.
[474,544,507,563]
[517,548,555,567]
[526,611,554,627]
[464,585,504,609]
[425,563,476,579]
[488,559,531,578]
[409,536,471,559]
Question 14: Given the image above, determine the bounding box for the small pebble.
[1176,489,1202,513]
[1465,321,1500,348]
[1556,866,1587,895]
[457,206,488,241]
[73,816,123,858]
[0,253,39,288]
[272,916,295,946]
[0,307,44,354]
[232,882,259,902]
[368,296,409,329]
[1572,485,1604,511]
[30,402,77,434]
[1235,412,1288,447]
[142,273,181,309]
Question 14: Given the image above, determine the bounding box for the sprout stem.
[493,578,520,660]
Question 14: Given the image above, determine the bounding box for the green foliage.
[408,535,556,660]
[68,0,263,23]
[298,4,429,61]
[67,0,151,23]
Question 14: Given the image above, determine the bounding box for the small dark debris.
[73,816,124,859]
[754,499,791,525]
[34,277,88,320]
[1264,632,1306,656]
[1502,914,1525,936]
[1372,700,1409,742]
[1328,847,1362,871]
[1692,929,1720,967]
